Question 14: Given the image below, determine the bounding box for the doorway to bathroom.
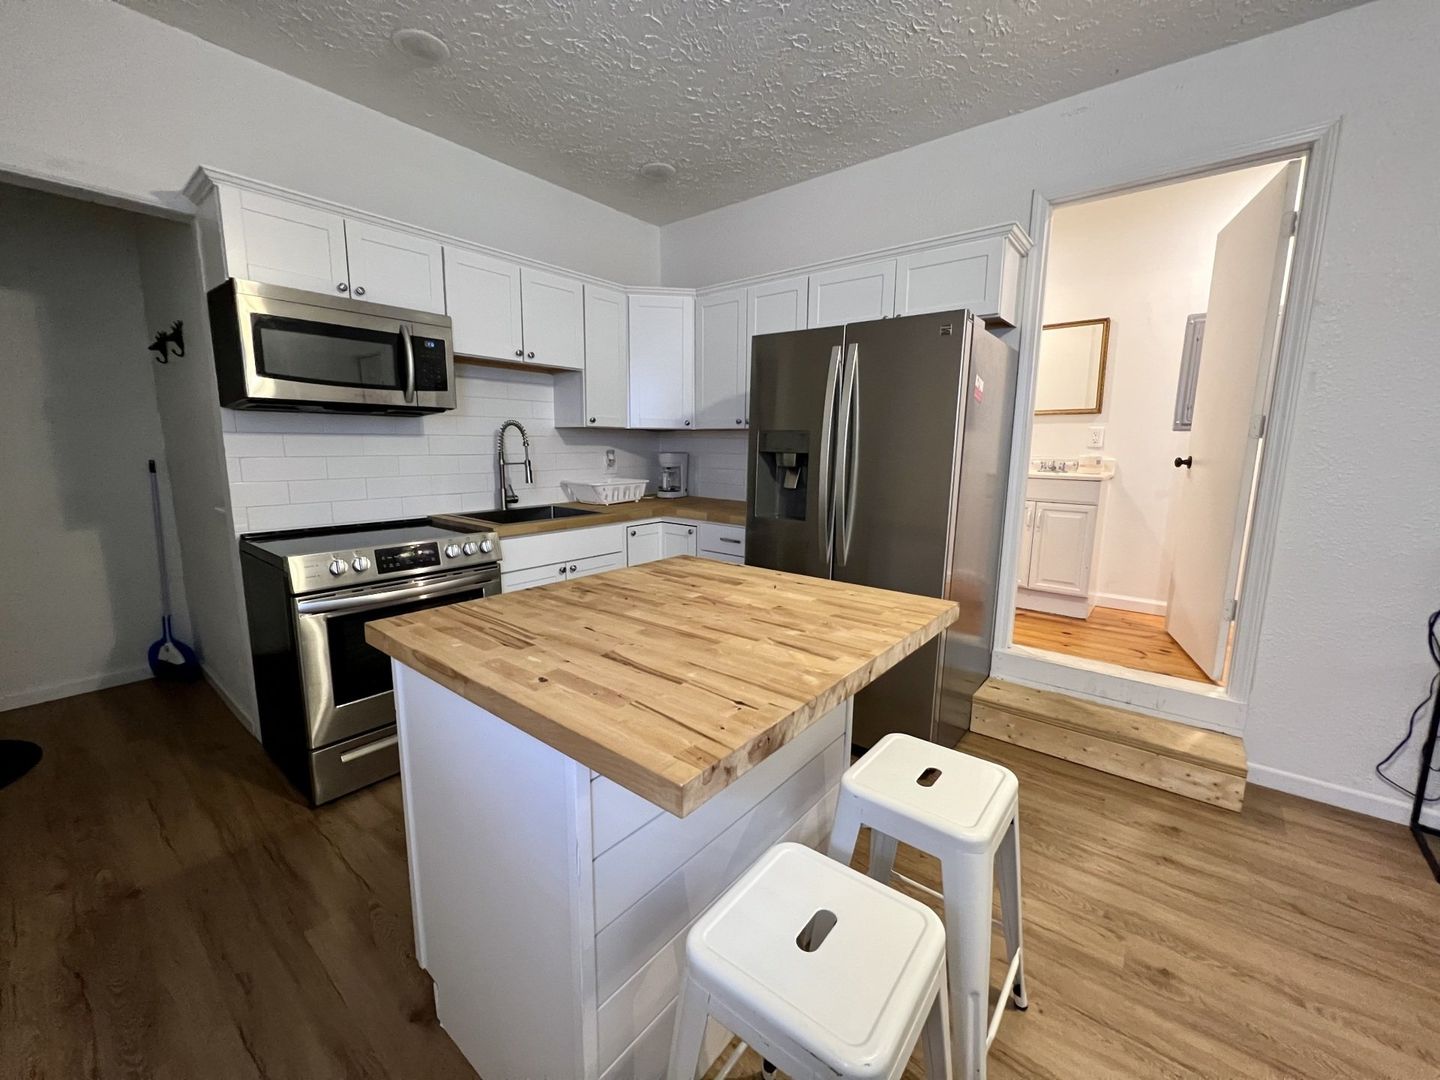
[1006,155,1306,693]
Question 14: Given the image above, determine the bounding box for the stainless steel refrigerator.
[746,310,1016,749]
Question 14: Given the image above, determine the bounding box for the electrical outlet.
[604,448,616,472]
[1087,426,1105,449]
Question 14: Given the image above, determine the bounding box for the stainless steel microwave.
[208,278,456,414]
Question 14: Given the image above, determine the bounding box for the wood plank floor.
[5,680,1440,1079]
[1013,606,1220,684]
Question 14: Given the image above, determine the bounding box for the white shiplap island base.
[367,559,959,1079]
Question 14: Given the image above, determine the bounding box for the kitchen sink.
[462,504,602,525]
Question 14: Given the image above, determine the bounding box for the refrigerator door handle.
[836,342,860,566]
[817,344,842,567]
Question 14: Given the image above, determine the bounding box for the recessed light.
[392,28,451,66]
[639,161,677,182]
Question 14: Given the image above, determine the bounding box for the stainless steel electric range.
[239,518,501,804]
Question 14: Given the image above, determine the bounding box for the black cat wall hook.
[149,320,185,364]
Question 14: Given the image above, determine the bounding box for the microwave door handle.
[817,345,842,569]
[295,572,495,615]
[400,323,416,404]
[836,343,859,567]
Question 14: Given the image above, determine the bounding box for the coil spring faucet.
[497,420,532,507]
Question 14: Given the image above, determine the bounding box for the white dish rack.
[563,478,649,505]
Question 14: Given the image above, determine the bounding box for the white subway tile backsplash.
[223,367,740,534]
[363,434,430,456]
[283,434,367,457]
[230,481,291,507]
[223,432,286,458]
[327,455,399,479]
[367,475,430,499]
[331,498,406,524]
[288,478,368,503]
[247,503,335,531]
[241,456,328,482]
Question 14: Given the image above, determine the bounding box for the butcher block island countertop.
[365,556,957,816]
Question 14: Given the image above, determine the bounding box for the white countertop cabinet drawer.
[697,523,745,559]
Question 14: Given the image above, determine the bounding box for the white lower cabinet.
[627,521,700,565]
[1016,478,1106,618]
[499,525,625,592]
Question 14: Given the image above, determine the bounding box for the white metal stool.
[667,841,953,1080]
[828,734,1027,1080]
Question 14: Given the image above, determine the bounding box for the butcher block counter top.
[432,495,744,539]
[365,557,957,816]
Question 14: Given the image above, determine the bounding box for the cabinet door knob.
[569,564,578,572]
[336,282,349,293]
[735,418,742,424]
[1174,456,1193,469]
[683,419,691,426]
[526,351,535,359]
[630,529,636,536]
[558,566,567,575]
[354,286,366,297]
[514,348,524,358]
[589,417,596,424]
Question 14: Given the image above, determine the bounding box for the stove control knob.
[328,558,347,577]
[462,541,479,556]
[479,538,495,554]
[444,543,462,559]
[351,556,371,573]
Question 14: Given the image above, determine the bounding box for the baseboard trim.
[202,664,259,739]
[1092,592,1168,617]
[1247,762,1440,828]
[0,666,153,714]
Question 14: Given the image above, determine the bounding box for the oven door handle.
[296,571,497,615]
[400,322,417,405]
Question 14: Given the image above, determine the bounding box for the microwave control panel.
[412,335,449,391]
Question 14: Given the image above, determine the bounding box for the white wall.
[0,0,658,285]
[1034,163,1284,614]
[0,185,188,710]
[661,0,1440,823]
[222,369,661,533]
[659,431,751,502]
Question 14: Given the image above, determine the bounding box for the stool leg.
[827,790,865,869]
[942,855,993,1080]
[666,978,710,1080]
[867,829,899,884]
[919,962,953,1080]
[996,814,1028,1010]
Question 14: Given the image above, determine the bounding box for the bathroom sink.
[463,504,601,524]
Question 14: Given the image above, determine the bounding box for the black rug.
[0,740,42,790]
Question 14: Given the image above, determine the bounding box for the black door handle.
[1174,456,1193,469]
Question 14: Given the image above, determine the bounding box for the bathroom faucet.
[497,420,532,507]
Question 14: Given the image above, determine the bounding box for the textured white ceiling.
[115,0,1364,225]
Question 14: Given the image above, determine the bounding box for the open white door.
[1166,162,1302,681]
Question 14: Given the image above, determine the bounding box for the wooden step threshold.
[970,678,1247,812]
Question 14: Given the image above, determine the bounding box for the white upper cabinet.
[694,288,749,430]
[343,220,445,313]
[556,284,629,428]
[520,268,585,371]
[223,188,350,296]
[628,293,695,429]
[894,233,1025,326]
[807,258,897,328]
[748,275,809,337]
[444,246,523,360]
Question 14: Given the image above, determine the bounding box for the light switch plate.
[1087,426,1105,449]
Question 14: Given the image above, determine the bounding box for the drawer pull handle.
[339,734,398,764]
[719,537,742,544]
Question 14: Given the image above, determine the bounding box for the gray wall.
[0,186,188,709]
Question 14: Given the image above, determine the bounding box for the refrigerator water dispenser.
[754,431,809,521]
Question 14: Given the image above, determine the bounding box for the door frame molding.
[993,120,1341,732]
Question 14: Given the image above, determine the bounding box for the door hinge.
[1226,598,1238,622]
[1250,413,1267,439]
[1284,210,1299,237]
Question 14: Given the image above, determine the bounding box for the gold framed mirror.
[1035,317,1110,415]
